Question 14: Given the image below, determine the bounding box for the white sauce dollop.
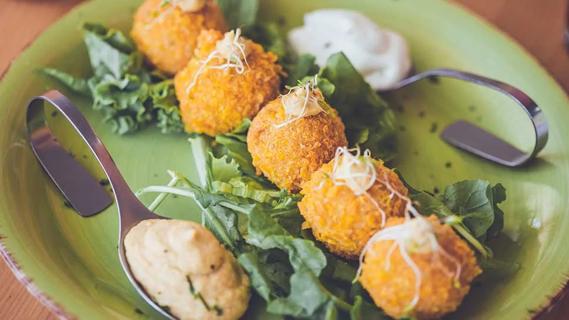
[288,9,412,91]
[173,0,206,12]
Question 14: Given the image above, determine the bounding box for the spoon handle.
[26,90,157,227]
[389,68,548,167]
[27,90,174,319]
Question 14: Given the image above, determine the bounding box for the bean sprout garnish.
[330,146,388,226]
[185,29,250,95]
[357,216,463,312]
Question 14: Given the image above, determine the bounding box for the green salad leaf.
[41,68,90,95]
[318,53,397,161]
[244,22,288,59]
[213,119,259,179]
[442,181,506,240]
[216,0,259,29]
[409,179,507,258]
[285,54,320,87]
[42,23,183,135]
[240,14,320,89]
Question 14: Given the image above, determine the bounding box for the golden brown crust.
[174,29,282,136]
[360,216,482,319]
[298,160,408,258]
[131,0,226,74]
[247,98,348,192]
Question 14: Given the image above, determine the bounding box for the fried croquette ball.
[247,84,347,192]
[125,219,250,320]
[175,29,282,136]
[360,216,482,319]
[298,149,408,259]
[131,0,226,74]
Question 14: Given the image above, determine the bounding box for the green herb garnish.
[187,275,223,315]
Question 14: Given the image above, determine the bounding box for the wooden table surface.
[0,0,568,319]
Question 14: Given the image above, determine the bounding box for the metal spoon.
[384,68,549,167]
[26,90,175,319]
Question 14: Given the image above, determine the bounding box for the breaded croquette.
[175,29,282,135]
[360,216,481,319]
[247,82,347,192]
[298,147,408,258]
[131,0,226,74]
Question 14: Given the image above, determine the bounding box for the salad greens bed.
[42,0,516,319]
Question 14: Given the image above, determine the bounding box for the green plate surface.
[1,0,568,319]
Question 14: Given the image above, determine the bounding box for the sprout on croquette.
[186,29,250,94]
[357,216,463,311]
[275,76,327,128]
[355,170,464,314]
[330,147,390,226]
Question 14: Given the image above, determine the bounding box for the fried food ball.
[360,216,482,319]
[175,29,282,136]
[125,219,250,320]
[131,0,226,74]
[298,158,408,258]
[247,93,347,192]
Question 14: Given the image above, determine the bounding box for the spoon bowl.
[384,68,548,166]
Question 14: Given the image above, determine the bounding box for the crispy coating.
[131,0,226,74]
[360,216,482,319]
[298,160,408,258]
[175,30,282,136]
[247,98,347,192]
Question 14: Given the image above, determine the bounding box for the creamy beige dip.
[125,219,250,320]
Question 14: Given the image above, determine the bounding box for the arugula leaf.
[216,0,259,29]
[247,208,354,318]
[286,54,320,86]
[410,179,507,258]
[442,180,506,240]
[243,19,319,88]
[238,250,291,301]
[478,256,520,281]
[318,53,397,160]
[244,22,288,59]
[42,23,183,135]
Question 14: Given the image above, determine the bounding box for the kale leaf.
[42,23,183,135]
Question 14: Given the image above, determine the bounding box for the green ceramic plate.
[1,0,568,319]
